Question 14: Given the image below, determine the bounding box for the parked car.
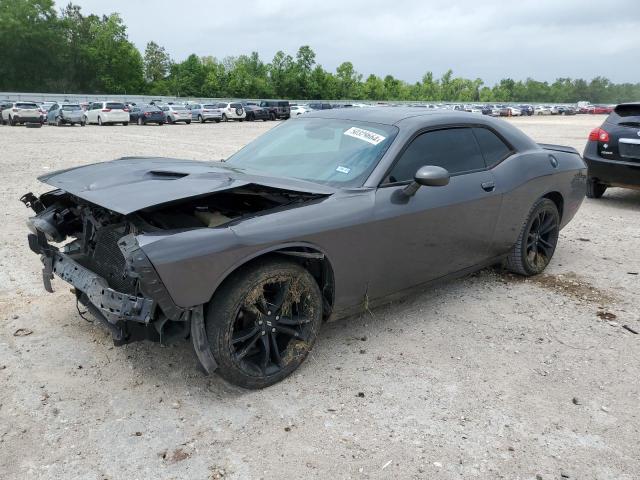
[307,102,333,111]
[591,105,613,115]
[534,106,552,115]
[583,103,640,198]
[186,103,222,123]
[557,106,576,116]
[46,103,85,126]
[1,101,42,125]
[290,105,310,116]
[161,105,192,124]
[242,103,269,121]
[502,107,522,116]
[518,105,534,116]
[259,100,290,120]
[217,102,246,122]
[0,100,13,123]
[22,108,586,388]
[84,101,130,126]
[129,105,165,125]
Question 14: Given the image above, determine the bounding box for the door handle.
[481,181,495,192]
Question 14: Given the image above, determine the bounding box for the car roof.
[304,106,482,126]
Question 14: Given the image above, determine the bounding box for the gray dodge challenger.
[22,108,587,388]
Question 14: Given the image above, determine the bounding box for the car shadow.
[593,188,640,211]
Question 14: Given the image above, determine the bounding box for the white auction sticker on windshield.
[343,127,386,145]
[336,166,351,174]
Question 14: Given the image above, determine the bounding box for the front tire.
[586,177,607,199]
[98,116,103,126]
[505,198,560,276]
[221,113,228,122]
[198,115,205,123]
[205,259,323,389]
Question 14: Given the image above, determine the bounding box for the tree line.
[1,0,639,104]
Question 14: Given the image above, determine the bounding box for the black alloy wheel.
[506,198,559,276]
[205,259,323,389]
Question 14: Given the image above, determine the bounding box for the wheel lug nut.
[267,311,272,315]
[261,331,266,336]
[272,328,276,333]
[275,316,279,320]
[258,320,263,325]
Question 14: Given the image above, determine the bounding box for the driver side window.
[386,127,485,183]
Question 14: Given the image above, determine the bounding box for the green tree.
[144,41,172,83]
[0,0,61,91]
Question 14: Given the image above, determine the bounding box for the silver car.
[46,103,85,126]
[186,103,222,123]
[161,105,192,124]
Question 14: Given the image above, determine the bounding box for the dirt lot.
[1,115,639,479]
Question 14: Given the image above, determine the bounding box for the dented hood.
[38,157,335,215]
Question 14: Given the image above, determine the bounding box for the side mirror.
[403,165,450,197]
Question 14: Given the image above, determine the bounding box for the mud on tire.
[205,258,323,389]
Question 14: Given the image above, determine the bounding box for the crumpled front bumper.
[27,230,154,325]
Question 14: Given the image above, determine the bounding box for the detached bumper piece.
[28,231,155,343]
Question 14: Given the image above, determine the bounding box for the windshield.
[61,105,81,111]
[226,118,398,187]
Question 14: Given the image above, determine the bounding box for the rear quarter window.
[472,127,513,167]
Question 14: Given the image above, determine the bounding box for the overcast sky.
[57,0,640,85]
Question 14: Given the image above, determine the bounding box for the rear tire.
[586,178,607,199]
[98,116,103,126]
[186,120,191,125]
[122,122,129,126]
[505,198,560,276]
[215,119,221,123]
[205,258,323,389]
[198,115,204,123]
[222,113,228,122]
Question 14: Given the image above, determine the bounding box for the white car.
[217,102,246,122]
[84,101,130,126]
[464,105,483,114]
[161,105,192,124]
[290,105,310,116]
[1,102,42,125]
[506,107,522,116]
[534,105,552,115]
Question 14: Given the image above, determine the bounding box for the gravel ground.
[1,115,639,480]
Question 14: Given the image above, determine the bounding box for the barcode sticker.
[344,127,386,145]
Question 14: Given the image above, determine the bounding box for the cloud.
[57,0,640,84]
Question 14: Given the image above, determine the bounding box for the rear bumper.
[15,116,42,123]
[584,142,640,187]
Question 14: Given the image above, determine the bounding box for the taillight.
[12,108,18,112]
[588,127,609,142]
[123,108,129,112]
[144,112,151,116]
[101,108,111,112]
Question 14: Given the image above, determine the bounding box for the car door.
[368,127,503,300]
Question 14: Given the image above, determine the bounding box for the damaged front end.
[21,182,326,352]
[22,189,189,346]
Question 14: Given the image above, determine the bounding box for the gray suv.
[46,103,85,126]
